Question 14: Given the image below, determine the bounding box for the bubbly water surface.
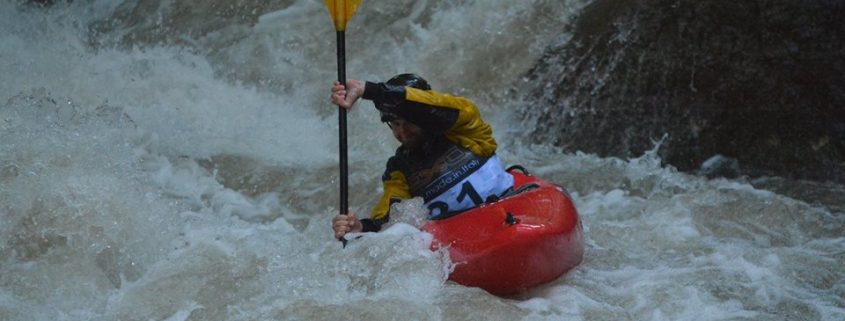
[1,1,842,320]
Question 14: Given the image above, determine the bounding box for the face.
[386,118,424,148]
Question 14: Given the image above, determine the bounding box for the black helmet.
[386,73,431,90]
[377,73,431,123]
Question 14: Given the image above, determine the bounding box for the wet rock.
[520,0,845,183]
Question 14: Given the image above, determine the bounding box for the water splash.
[1,1,843,321]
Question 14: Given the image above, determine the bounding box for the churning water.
[1,1,842,320]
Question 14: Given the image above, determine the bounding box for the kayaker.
[330,74,514,240]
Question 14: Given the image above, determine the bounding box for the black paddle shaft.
[336,31,350,248]
[336,30,349,215]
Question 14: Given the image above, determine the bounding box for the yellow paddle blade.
[324,0,361,31]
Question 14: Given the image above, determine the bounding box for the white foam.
[2,1,844,321]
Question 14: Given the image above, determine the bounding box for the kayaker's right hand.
[332,212,363,240]
[331,79,364,110]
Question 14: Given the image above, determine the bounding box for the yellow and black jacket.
[359,81,510,232]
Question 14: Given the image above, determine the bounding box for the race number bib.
[425,155,514,218]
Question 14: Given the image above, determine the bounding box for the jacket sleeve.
[362,82,498,157]
[365,165,411,232]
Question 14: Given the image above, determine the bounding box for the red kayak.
[421,169,584,296]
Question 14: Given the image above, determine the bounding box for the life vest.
[385,137,514,219]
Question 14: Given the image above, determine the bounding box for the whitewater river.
[1,1,842,320]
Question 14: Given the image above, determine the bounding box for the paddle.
[324,0,361,246]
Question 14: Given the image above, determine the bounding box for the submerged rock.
[520,0,845,183]
[698,155,741,179]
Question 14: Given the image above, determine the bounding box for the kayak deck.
[422,172,584,296]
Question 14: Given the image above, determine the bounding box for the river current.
[1,1,843,320]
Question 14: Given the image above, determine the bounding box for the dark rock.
[520,0,845,182]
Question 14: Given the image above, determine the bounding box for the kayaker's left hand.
[331,79,364,110]
[332,211,362,240]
